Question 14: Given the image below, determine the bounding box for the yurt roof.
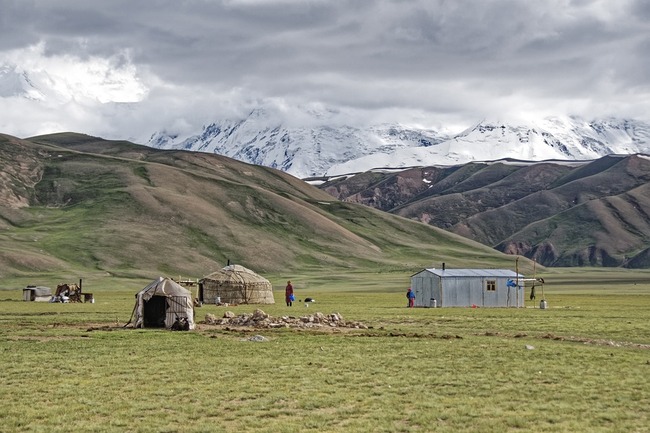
[137,277,192,299]
[201,264,270,284]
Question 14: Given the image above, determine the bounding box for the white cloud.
[4,42,148,103]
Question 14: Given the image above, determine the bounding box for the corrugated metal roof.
[421,269,524,278]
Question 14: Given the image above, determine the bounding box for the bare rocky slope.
[319,155,650,268]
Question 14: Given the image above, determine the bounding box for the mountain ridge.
[0,132,524,279]
[146,109,650,179]
[319,154,650,268]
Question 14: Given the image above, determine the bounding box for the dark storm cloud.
[1,0,649,138]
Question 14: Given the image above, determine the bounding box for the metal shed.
[22,286,53,302]
[410,268,525,308]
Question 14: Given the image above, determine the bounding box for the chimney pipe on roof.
[442,263,446,271]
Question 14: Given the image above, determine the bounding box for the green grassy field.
[1,268,649,433]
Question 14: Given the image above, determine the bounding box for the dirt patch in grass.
[23,312,650,352]
[478,330,650,350]
[7,335,91,342]
[86,324,122,332]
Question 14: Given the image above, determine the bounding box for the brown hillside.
[319,155,650,267]
[0,133,525,278]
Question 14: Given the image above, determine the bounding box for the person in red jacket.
[285,280,294,306]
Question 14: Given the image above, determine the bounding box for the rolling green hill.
[0,133,526,280]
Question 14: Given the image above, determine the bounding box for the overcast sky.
[1,0,649,141]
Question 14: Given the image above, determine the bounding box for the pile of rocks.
[204,309,369,329]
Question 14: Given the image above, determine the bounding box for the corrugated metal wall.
[411,271,524,308]
[442,277,484,306]
[411,272,440,307]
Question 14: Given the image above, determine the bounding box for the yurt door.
[143,296,168,328]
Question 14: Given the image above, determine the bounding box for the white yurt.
[132,277,195,329]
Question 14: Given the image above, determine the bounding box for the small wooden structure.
[55,279,93,303]
[410,268,525,308]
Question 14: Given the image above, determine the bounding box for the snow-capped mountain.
[0,64,45,100]
[327,117,650,176]
[147,108,650,178]
[147,106,449,178]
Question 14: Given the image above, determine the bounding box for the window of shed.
[486,280,496,291]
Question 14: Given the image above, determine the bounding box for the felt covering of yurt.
[199,264,274,304]
[133,277,195,329]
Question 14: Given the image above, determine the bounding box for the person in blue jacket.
[406,288,415,308]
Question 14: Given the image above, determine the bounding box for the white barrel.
[430,298,437,308]
[540,300,547,309]
[216,296,221,304]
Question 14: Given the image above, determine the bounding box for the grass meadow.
[1,268,649,433]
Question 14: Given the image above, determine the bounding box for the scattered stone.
[252,309,268,321]
[247,335,269,342]
[525,344,535,350]
[202,309,366,330]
